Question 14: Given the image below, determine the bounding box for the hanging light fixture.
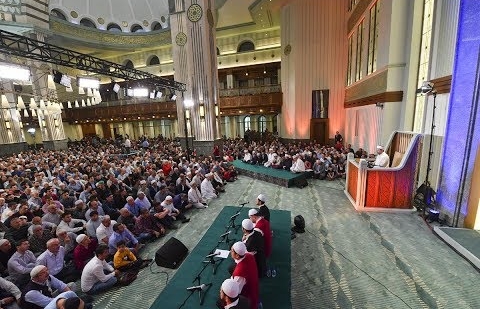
[47,75,56,90]
[17,96,26,110]
[81,99,86,107]
[29,98,37,109]
[74,100,79,108]
[1,94,9,109]
[86,98,91,106]
[86,88,93,97]
[78,87,85,95]
[31,109,37,117]
[23,109,29,117]
[67,101,72,109]
[39,99,46,109]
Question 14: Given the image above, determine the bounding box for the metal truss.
[0,29,186,92]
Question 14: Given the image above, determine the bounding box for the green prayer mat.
[150,206,292,309]
[233,160,309,187]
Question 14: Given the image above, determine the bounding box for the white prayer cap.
[137,191,145,195]
[0,239,8,246]
[75,200,83,205]
[248,208,259,216]
[140,180,146,185]
[221,278,240,298]
[165,196,173,201]
[377,145,384,150]
[190,181,197,186]
[75,234,88,243]
[257,194,266,203]
[232,241,247,256]
[242,219,254,231]
[126,196,134,201]
[30,265,47,278]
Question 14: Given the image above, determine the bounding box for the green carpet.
[150,206,291,309]
[438,227,480,258]
[233,160,310,187]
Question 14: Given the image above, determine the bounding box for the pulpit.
[344,131,422,211]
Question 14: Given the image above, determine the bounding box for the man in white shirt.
[96,215,116,245]
[80,244,119,295]
[187,182,207,209]
[201,173,217,201]
[374,145,390,167]
[290,155,306,173]
[57,213,86,237]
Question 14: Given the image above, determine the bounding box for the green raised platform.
[233,160,310,187]
[150,206,292,309]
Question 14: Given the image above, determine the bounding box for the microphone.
[186,284,208,291]
[205,252,220,259]
[239,202,248,206]
[220,231,231,238]
[230,212,240,220]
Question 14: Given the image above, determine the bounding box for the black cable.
[149,261,169,285]
[305,229,414,309]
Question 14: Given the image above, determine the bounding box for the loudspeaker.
[155,237,189,269]
[292,215,305,233]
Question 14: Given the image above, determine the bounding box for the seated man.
[73,234,98,271]
[0,239,15,277]
[160,196,190,224]
[201,173,218,201]
[36,238,81,283]
[85,211,102,239]
[20,265,73,309]
[108,223,141,255]
[290,154,306,173]
[242,150,252,163]
[187,182,208,209]
[96,215,116,245]
[4,217,30,245]
[80,244,119,295]
[44,291,89,309]
[57,213,86,238]
[28,225,53,256]
[312,160,326,180]
[7,239,36,287]
[0,277,21,309]
[116,208,136,232]
[134,208,165,242]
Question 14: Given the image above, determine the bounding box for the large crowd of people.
[0,133,361,308]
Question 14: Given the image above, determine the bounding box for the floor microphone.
[220,231,231,238]
[205,252,220,259]
[239,202,248,206]
[186,284,207,291]
[230,212,240,220]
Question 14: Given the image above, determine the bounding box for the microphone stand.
[226,202,248,234]
[189,263,214,306]
[203,253,224,275]
[218,231,235,247]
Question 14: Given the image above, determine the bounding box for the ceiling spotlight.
[417,81,434,94]
[133,88,149,97]
[171,94,177,101]
[156,91,163,99]
[78,76,100,89]
[0,63,31,82]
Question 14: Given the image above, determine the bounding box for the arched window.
[107,23,122,32]
[131,24,144,33]
[80,18,96,28]
[237,41,255,53]
[50,9,67,21]
[124,60,134,69]
[244,116,251,132]
[151,22,162,31]
[216,47,220,56]
[148,55,160,66]
[258,116,267,132]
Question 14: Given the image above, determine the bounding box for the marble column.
[169,0,221,156]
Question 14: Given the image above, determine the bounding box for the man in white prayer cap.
[374,145,390,167]
[218,278,250,309]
